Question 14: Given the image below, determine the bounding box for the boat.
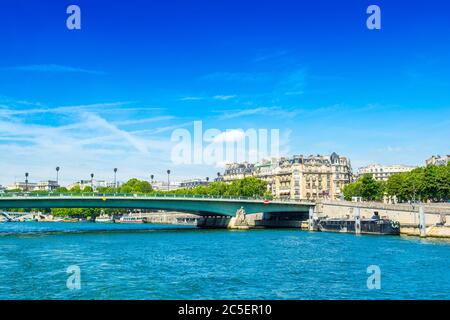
[317,213,400,236]
[95,213,115,223]
[116,213,145,224]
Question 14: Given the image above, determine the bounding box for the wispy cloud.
[253,50,289,63]
[0,102,131,118]
[179,96,204,101]
[179,95,237,102]
[113,116,175,126]
[216,106,300,120]
[0,101,180,185]
[2,64,107,75]
[200,72,271,82]
[213,95,236,101]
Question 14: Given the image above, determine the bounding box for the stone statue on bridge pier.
[235,207,247,227]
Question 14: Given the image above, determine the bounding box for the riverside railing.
[0,192,313,203]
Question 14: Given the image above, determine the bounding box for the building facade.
[223,152,352,200]
[6,180,59,191]
[151,181,181,191]
[180,179,209,189]
[356,164,416,181]
[426,155,449,166]
[35,180,59,191]
[67,180,116,191]
[7,182,38,191]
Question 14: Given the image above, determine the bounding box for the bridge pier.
[354,207,361,235]
[227,207,250,230]
[419,206,426,237]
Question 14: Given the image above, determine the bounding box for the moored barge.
[317,213,400,236]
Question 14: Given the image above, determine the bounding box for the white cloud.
[2,64,107,75]
[216,106,300,120]
[179,96,204,101]
[0,102,180,185]
[213,95,236,101]
[212,130,245,143]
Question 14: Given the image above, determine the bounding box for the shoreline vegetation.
[342,163,450,202]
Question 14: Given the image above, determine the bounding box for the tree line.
[342,164,450,202]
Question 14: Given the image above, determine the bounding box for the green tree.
[342,174,384,201]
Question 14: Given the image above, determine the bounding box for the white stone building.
[425,155,449,166]
[356,164,416,181]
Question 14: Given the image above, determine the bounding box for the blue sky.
[0,0,449,185]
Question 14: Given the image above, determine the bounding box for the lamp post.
[56,166,60,185]
[166,170,171,191]
[114,168,118,191]
[25,172,29,192]
[90,173,94,190]
[150,174,154,184]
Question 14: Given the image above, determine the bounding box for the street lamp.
[150,174,154,184]
[166,170,171,191]
[114,168,118,191]
[56,166,60,185]
[25,172,29,192]
[90,173,94,190]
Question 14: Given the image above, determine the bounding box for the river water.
[0,222,449,299]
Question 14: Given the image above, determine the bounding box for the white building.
[151,180,181,192]
[357,164,416,181]
[6,180,59,191]
[35,180,59,191]
[179,179,209,189]
[7,182,38,191]
[426,155,449,166]
[67,179,117,191]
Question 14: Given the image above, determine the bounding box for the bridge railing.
[0,192,312,203]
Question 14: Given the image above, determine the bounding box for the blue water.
[0,222,449,300]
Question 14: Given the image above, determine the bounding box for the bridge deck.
[0,193,314,216]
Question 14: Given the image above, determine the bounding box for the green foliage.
[51,207,102,218]
[345,164,450,203]
[342,174,385,201]
[386,164,450,202]
[118,178,153,193]
[167,177,268,198]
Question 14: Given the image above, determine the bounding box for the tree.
[118,178,153,194]
[341,174,384,201]
[342,180,362,201]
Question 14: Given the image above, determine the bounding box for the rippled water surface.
[1,222,449,299]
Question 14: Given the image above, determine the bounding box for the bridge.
[0,193,315,217]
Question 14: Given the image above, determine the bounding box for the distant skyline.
[1,0,449,185]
